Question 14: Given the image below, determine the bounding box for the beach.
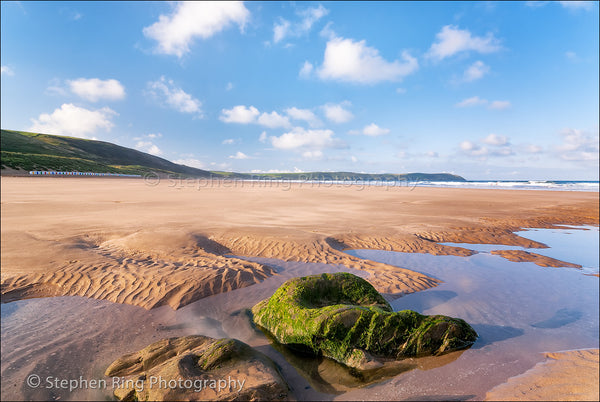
[1,176,599,401]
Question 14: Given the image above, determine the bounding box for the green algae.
[251,272,477,369]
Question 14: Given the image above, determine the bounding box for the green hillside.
[1,129,466,182]
[0,129,212,177]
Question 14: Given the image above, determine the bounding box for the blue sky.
[1,1,598,180]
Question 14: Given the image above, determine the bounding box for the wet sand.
[1,176,599,400]
[1,177,597,309]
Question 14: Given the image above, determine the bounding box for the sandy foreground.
[2,177,597,309]
[1,176,599,400]
[485,349,600,401]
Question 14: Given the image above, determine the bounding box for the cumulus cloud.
[273,4,328,44]
[427,25,501,61]
[220,105,260,124]
[317,36,418,84]
[463,60,490,82]
[67,78,125,102]
[135,141,162,156]
[147,76,203,116]
[1,65,14,76]
[257,111,291,128]
[143,1,249,57]
[460,135,514,158]
[174,158,206,169]
[299,61,314,78]
[228,151,250,159]
[459,140,488,157]
[29,103,117,138]
[482,133,509,146]
[455,96,511,110]
[322,102,354,123]
[285,107,322,127]
[362,123,390,136]
[556,128,599,161]
[269,127,344,159]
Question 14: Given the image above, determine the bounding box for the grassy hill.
[1,129,212,177]
[1,129,466,182]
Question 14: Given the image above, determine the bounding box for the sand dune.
[1,177,598,310]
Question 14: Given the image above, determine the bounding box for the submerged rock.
[105,335,288,401]
[251,272,477,370]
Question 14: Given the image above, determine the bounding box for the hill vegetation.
[1,129,465,181]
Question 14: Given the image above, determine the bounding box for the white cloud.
[526,144,543,153]
[460,136,514,158]
[455,96,488,108]
[322,102,354,123]
[301,150,324,159]
[29,103,117,138]
[174,158,206,169]
[147,76,202,116]
[459,140,488,157]
[228,151,250,159]
[299,61,314,78]
[135,141,162,156]
[396,87,407,94]
[556,128,599,161]
[67,78,125,102]
[226,82,234,91]
[222,138,235,145]
[270,127,343,155]
[285,107,322,127]
[220,105,260,124]
[363,123,390,136]
[259,131,268,143]
[250,167,304,174]
[427,25,501,61]
[455,96,511,110]
[147,133,162,139]
[463,60,490,82]
[143,1,249,57]
[257,111,291,128]
[483,133,509,146]
[426,151,439,158]
[350,155,358,162]
[273,18,291,43]
[1,65,14,76]
[488,100,511,110]
[317,36,418,84]
[273,4,328,44]
[559,1,594,11]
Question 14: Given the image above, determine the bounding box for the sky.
[1,1,598,180]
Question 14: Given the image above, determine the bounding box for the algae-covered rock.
[251,272,477,370]
[106,335,288,401]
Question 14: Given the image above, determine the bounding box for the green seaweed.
[252,272,477,369]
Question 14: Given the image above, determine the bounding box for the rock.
[251,272,477,370]
[105,335,289,401]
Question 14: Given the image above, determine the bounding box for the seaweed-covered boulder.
[251,272,477,370]
[105,335,288,401]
